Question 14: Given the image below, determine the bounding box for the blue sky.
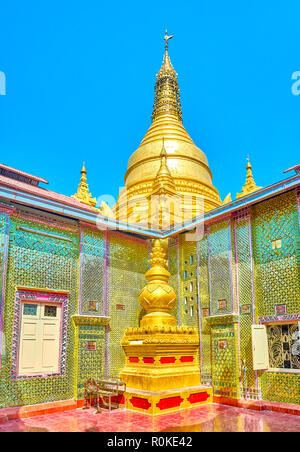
[0,0,299,204]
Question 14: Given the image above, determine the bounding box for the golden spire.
[151,139,177,195]
[139,239,177,329]
[151,30,182,122]
[236,157,262,199]
[222,193,232,204]
[72,162,97,207]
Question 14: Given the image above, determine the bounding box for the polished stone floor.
[1,404,300,432]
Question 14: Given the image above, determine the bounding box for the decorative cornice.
[124,325,198,335]
[72,315,110,327]
[259,314,300,324]
[122,336,199,345]
[16,286,69,295]
[205,314,239,326]
[121,325,199,346]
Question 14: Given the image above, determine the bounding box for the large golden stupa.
[113,31,221,228]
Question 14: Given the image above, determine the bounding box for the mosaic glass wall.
[210,320,240,399]
[80,228,105,315]
[0,212,9,408]
[197,233,212,384]
[252,190,299,317]
[179,236,198,329]
[179,224,238,390]
[108,233,148,378]
[178,235,203,385]
[234,216,256,391]
[75,323,105,399]
[208,221,233,316]
[252,190,300,403]
[0,213,8,306]
[261,371,300,405]
[2,215,79,407]
[168,237,179,323]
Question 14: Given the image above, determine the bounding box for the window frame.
[18,300,63,377]
[259,318,300,374]
[11,288,69,381]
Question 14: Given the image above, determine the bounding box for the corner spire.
[151,31,182,123]
[72,161,97,207]
[236,157,262,199]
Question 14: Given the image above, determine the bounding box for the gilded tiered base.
[124,386,213,415]
[120,326,212,414]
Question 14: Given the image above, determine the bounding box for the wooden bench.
[83,378,101,413]
[98,377,126,411]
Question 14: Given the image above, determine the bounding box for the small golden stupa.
[120,239,212,415]
[236,157,262,199]
[72,162,97,208]
[114,31,221,227]
[146,139,182,228]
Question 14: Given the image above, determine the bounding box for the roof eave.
[0,173,299,239]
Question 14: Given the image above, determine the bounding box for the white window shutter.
[252,324,269,370]
[19,319,39,375]
[40,318,60,373]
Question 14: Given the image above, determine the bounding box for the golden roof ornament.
[148,140,180,229]
[151,139,177,195]
[236,157,262,199]
[151,30,182,122]
[72,162,97,207]
[222,193,232,204]
[164,29,174,51]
